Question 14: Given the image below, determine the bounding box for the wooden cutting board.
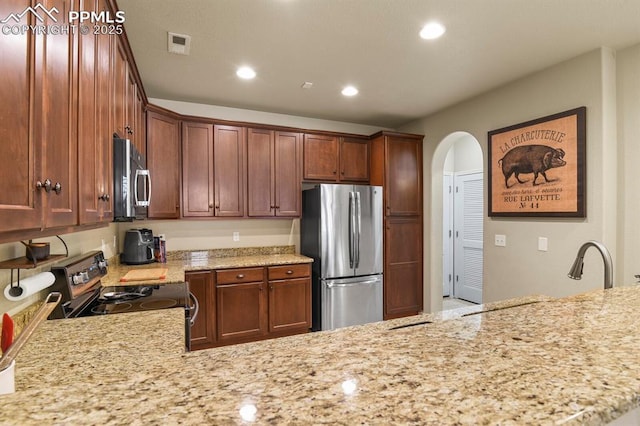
[119,268,168,282]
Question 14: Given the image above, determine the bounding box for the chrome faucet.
[567,240,613,289]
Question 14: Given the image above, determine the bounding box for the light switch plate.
[538,237,548,251]
[495,234,506,247]
[233,232,240,242]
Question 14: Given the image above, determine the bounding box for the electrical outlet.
[495,234,506,247]
[538,237,548,252]
[233,232,240,242]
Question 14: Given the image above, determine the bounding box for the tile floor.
[442,297,477,311]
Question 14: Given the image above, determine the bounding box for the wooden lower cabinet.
[384,217,423,319]
[268,265,311,334]
[188,263,311,350]
[185,271,216,350]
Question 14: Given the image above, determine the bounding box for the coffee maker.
[121,228,155,264]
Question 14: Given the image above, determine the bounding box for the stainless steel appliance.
[301,184,383,331]
[121,228,155,265]
[113,135,151,221]
[47,251,197,351]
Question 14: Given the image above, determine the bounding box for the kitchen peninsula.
[3,286,640,424]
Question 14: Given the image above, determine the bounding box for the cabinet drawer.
[216,267,264,285]
[268,264,311,280]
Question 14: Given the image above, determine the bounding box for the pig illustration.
[498,145,566,188]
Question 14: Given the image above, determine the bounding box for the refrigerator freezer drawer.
[321,275,383,331]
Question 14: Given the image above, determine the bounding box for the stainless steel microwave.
[113,135,151,221]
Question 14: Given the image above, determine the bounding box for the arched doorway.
[431,132,484,310]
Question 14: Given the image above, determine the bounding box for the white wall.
[400,48,619,312]
[149,98,387,135]
[0,224,118,316]
[119,219,300,253]
[617,43,640,284]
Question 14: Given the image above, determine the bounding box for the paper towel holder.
[0,236,68,296]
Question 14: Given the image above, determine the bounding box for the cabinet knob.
[98,194,110,202]
[53,182,62,194]
[237,274,244,279]
[333,170,337,175]
[286,270,293,275]
[125,125,134,135]
[341,170,345,175]
[36,179,52,193]
[215,204,220,209]
[209,203,213,209]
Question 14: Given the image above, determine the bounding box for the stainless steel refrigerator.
[301,184,383,331]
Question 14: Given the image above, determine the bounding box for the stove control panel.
[50,251,109,302]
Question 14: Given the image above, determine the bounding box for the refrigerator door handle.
[355,191,361,268]
[326,278,380,288]
[348,191,355,268]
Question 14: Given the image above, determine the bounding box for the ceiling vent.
[168,32,191,55]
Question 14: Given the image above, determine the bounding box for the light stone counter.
[101,250,312,287]
[3,287,640,425]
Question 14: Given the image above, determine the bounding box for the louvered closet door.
[454,172,483,303]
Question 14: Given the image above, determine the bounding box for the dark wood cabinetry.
[339,137,370,182]
[247,129,302,217]
[384,217,423,318]
[371,132,424,319]
[79,0,114,225]
[182,123,245,218]
[185,270,216,349]
[147,108,181,219]
[216,267,267,343]
[303,134,369,183]
[188,263,311,350]
[214,125,245,217]
[267,265,311,333]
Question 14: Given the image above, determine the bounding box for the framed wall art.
[488,106,586,217]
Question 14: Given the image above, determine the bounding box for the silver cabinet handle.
[36,179,52,193]
[188,292,199,327]
[53,182,62,195]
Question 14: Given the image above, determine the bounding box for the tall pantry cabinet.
[370,132,424,319]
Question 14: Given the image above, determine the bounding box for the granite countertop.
[3,287,640,424]
[101,246,313,287]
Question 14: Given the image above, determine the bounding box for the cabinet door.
[147,111,181,219]
[247,128,274,217]
[385,136,422,216]
[303,134,338,181]
[0,0,42,231]
[96,4,114,222]
[384,217,423,319]
[186,271,215,349]
[182,122,214,217]
[113,41,127,138]
[36,0,78,229]
[268,277,311,333]
[214,125,245,217]
[274,132,301,217]
[340,137,369,182]
[217,282,267,343]
[77,0,99,225]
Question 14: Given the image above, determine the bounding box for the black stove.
[48,251,196,350]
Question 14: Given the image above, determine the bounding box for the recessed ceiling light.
[341,85,358,97]
[236,66,256,80]
[419,22,446,40]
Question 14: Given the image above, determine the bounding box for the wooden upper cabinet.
[147,109,181,219]
[371,133,423,216]
[113,41,127,139]
[0,0,41,232]
[78,0,113,225]
[385,136,422,216]
[303,134,338,181]
[247,129,301,217]
[214,125,245,217]
[35,0,78,229]
[339,137,369,182]
[303,134,369,183]
[182,121,214,217]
